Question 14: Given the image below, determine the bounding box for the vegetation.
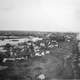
[0,32,79,80]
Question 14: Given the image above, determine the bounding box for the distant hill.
[0,31,50,37]
[0,31,78,40]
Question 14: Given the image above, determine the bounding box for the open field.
[0,31,80,80]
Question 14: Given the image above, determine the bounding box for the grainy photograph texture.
[0,31,80,80]
[0,0,80,80]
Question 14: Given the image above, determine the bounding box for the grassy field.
[0,31,79,80]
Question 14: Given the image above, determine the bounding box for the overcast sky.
[0,0,80,32]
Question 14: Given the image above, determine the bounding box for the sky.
[0,0,80,32]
